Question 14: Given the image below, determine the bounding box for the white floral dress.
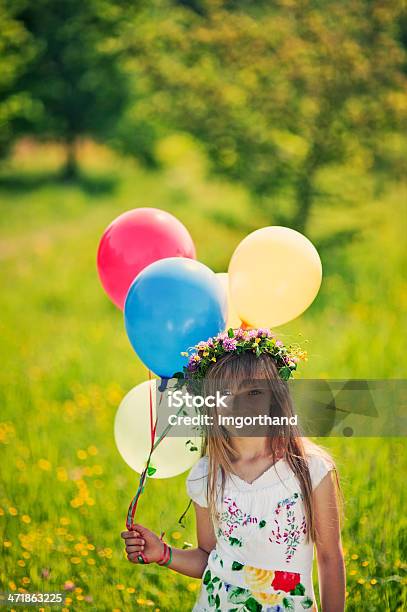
[186,452,335,612]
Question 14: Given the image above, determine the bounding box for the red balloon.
[97,208,196,309]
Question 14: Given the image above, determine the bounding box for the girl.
[121,328,345,611]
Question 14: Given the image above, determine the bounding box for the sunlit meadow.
[0,139,406,611]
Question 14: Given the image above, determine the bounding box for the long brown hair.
[197,351,341,543]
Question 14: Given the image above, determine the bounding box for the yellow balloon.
[228,226,322,327]
[216,273,242,330]
[114,379,201,478]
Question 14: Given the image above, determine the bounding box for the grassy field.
[0,139,406,611]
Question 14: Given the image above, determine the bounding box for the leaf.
[300,596,314,609]
[244,597,262,612]
[229,537,242,547]
[231,561,244,571]
[228,328,235,338]
[215,593,220,607]
[290,582,305,596]
[227,587,250,604]
[207,582,214,595]
[279,366,292,381]
[259,519,266,528]
[203,569,212,585]
[208,593,216,607]
[212,576,220,583]
[147,465,157,476]
[283,596,295,610]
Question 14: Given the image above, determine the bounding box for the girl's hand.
[121,523,165,564]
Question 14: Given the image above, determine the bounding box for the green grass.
[0,139,406,611]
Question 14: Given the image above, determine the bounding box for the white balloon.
[114,379,201,478]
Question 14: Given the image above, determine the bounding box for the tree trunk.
[293,170,314,234]
[62,139,78,180]
[292,148,319,234]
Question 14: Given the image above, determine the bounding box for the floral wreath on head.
[179,327,308,383]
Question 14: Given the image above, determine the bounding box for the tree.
[0,0,37,159]
[129,0,407,232]
[12,0,139,178]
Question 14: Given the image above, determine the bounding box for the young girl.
[121,328,345,611]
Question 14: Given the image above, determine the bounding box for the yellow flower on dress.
[252,591,283,606]
[243,565,274,591]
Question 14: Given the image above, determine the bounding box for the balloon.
[124,257,227,378]
[114,380,201,478]
[97,208,196,309]
[228,226,322,327]
[216,273,241,330]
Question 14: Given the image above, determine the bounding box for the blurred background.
[0,0,406,610]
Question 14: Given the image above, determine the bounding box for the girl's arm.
[121,501,217,579]
[314,471,346,612]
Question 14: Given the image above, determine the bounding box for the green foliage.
[130,0,407,230]
[3,0,143,175]
[0,0,38,157]
[1,0,406,212]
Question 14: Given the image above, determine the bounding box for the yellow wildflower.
[38,459,52,471]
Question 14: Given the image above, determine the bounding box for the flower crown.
[180,327,308,382]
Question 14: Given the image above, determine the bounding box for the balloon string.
[126,372,176,532]
[148,369,156,447]
[126,369,156,532]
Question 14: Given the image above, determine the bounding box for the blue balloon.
[124,257,227,378]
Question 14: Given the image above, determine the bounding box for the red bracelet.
[157,542,170,565]
[158,543,172,567]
